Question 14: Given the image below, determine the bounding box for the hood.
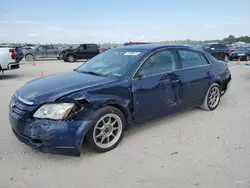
[234,50,249,54]
[16,71,118,105]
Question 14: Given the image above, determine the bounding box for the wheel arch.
[66,53,76,59]
[101,103,132,129]
[25,53,34,59]
[214,80,222,89]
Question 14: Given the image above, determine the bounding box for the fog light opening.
[32,139,42,144]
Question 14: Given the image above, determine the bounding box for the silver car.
[24,45,64,61]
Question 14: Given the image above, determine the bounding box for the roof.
[117,44,193,50]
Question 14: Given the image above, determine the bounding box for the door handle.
[206,71,212,76]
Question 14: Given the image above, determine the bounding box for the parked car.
[226,45,238,53]
[9,44,231,156]
[21,46,36,54]
[14,46,24,62]
[0,48,20,73]
[61,44,100,62]
[229,47,250,61]
[0,45,24,62]
[24,45,64,61]
[198,43,230,62]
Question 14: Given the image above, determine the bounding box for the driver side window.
[135,50,177,78]
[37,46,45,51]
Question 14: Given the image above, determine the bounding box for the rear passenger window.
[87,44,98,51]
[179,50,208,69]
[211,44,225,50]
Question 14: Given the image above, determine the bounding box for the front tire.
[67,55,76,63]
[86,106,125,153]
[200,83,221,111]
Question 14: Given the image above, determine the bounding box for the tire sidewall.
[67,55,75,63]
[200,83,221,111]
[225,55,229,63]
[25,54,34,61]
[86,106,126,152]
[206,83,221,111]
[59,53,63,60]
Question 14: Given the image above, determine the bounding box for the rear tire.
[59,53,63,60]
[86,106,125,153]
[200,83,221,111]
[224,55,229,63]
[25,54,34,61]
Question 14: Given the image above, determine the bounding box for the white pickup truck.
[0,48,20,74]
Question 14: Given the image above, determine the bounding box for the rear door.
[132,49,183,123]
[86,44,99,59]
[176,49,213,108]
[45,45,57,58]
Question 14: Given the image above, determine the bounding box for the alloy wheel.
[208,87,220,108]
[93,114,123,149]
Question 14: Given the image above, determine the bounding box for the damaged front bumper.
[9,111,93,157]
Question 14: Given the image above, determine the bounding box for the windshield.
[76,48,147,77]
[236,47,250,51]
[237,47,247,51]
[71,44,80,49]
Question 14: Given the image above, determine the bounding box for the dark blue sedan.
[9,44,232,156]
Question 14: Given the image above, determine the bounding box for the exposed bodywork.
[9,45,231,156]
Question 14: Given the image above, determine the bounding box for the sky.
[0,0,250,44]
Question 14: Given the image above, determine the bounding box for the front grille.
[9,95,37,119]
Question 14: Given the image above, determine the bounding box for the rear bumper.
[230,54,247,60]
[222,74,232,95]
[1,62,20,71]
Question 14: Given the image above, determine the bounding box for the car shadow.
[28,108,201,161]
[80,107,201,155]
[0,74,26,80]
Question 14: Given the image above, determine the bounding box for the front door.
[35,46,46,58]
[177,49,213,108]
[131,49,183,123]
[75,45,87,60]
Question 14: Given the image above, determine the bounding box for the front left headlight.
[33,103,75,120]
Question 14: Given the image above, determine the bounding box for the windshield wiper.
[80,71,103,76]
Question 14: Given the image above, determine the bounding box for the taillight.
[9,48,16,60]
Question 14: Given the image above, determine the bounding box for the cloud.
[0,19,38,24]
[136,36,145,40]
[13,20,38,24]
[28,33,39,37]
[0,33,5,37]
[204,24,216,29]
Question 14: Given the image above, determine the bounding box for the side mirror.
[134,72,143,80]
